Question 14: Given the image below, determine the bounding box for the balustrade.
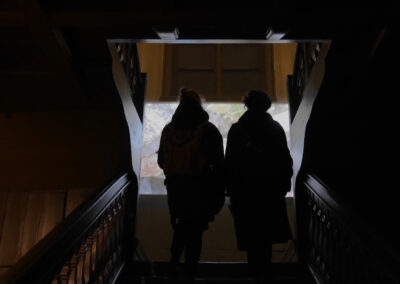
[1,173,134,284]
[288,42,321,121]
[115,43,146,120]
[302,174,400,284]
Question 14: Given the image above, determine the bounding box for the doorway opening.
[140,102,290,195]
[134,42,297,262]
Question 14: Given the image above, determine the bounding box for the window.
[140,102,290,195]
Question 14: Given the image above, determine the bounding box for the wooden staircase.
[118,261,315,283]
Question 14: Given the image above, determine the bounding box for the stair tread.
[138,276,305,284]
[127,261,300,278]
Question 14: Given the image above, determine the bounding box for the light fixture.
[265,28,286,41]
[154,27,179,40]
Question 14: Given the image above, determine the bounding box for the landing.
[119,261,315,283]
[135,195,296,262]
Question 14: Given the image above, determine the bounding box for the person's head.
[172,88,208,128]
[243,90,272,112]
[179,88,202,106]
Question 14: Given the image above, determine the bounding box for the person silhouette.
[157,88,225,281]
[225,90,293,283]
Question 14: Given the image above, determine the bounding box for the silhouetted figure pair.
[158,88,292,283]
[157,88,225,281]
[225,90,293,283]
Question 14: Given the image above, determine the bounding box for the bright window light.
[140,103,290,195]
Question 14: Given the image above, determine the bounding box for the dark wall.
[0,45,132,267]
[299,25,397,250]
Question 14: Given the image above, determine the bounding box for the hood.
[165,103,209,146]
[171,102,209,130]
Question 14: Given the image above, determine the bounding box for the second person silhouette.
[225,90,293,283]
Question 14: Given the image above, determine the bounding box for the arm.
[157,128,165,170]
[224,125,241,196]
[209,125,224,176]
[273,123,293,194]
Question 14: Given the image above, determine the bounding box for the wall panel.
[273,43,298,102]
[0,110,125,191]
[137,43,296,102]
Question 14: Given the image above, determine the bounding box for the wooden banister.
[302,174,400,283]
[1,172,135,284]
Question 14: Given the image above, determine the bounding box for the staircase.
[0,173,315,284]
[119,261,314,283]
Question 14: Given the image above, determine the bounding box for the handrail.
[303,173,400,283]
[288,42,322,122]
[1,172,134,284]
[114,42,146,120]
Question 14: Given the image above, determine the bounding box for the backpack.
[161,122,208,176]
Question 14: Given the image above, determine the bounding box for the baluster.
[332,224,338,284]
[309,194,317,267]
[339,233,346,284]
[96,222,103,282]
[108,210,115,278]
[59,257,76,284]
[318,205,324,280]
[325,217,333,284]
[306,192,314,264]
[108,209,116,277]
[345,239,353,284]
[117,195,125,264]
[322,213,328,283]
[92,228,101,283]
[86,233,94,283]
[108,205,117,278]
[102,213,110,282]
[79,241,89,284]
[340,231,347,284]
[315,204,322,275]
[57,263,71,284]
[112,201,120,269]
[70,251,80,284]
[312,200,319,269]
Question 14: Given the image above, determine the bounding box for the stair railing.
[1,172,136,284]
[302,173,400,283]
[287,42,321,122]
[114,42,147,121]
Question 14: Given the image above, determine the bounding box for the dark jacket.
[225,110,293,249]
[158,103,225,229]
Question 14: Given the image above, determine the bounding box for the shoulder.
[204,122,222,137]
[161,123,173,133]
[160,123,174,140]
[266,120,288,144]
[228,122,243,136]
[226,123,245,144]
[270,120,286,135]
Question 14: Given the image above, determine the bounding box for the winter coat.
[225,110,293,249]
[158,103,225,230]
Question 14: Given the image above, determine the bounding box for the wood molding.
[290,42,330,186]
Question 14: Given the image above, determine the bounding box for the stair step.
[137,276,303,284]
[128,261,300,279]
